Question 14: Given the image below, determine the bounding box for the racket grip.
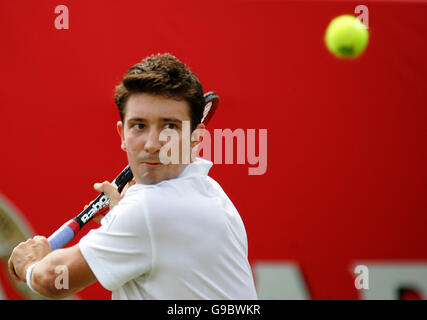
[48,220,80,251]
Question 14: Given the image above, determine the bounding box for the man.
[8,53,257,300]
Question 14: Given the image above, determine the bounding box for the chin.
[136,171,167,185]
[132,164,185,185]
[138,175,162,185]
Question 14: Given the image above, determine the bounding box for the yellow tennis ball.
[325,15,369,59]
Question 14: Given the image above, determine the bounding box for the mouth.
[141,161,164,168]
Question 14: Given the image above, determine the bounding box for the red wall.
[0,0,426,299]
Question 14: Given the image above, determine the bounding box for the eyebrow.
[127,117,183,123]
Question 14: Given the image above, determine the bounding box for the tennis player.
[8,53,257,300]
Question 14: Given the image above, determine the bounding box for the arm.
[8,236,97,299]
[8,179,134,298]
[31,244,97,299]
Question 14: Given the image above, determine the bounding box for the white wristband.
[25,263,39,294]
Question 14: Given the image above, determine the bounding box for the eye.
[164,123,178,130]
[132,123,146,130]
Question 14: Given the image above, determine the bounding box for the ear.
[117,121,126,151]
[191,123,206,149]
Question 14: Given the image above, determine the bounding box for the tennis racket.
[48,91,219,250]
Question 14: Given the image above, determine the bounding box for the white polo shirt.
[79,158,257,300]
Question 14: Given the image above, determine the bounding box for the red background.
[0,0,426,299]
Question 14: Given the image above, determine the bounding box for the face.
[117,93,204,185]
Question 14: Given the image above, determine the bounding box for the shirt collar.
[178,157,213,179]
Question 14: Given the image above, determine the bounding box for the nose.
[144,127,162,154]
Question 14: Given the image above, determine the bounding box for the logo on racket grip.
[81,194,110,224]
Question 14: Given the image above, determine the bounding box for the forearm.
[30,247,73,299]
[30,245,95,299]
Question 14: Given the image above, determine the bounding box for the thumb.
[93,181,121,208]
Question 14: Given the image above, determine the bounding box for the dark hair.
[114,53,205,131]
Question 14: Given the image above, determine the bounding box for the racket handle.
[48,220,80,251]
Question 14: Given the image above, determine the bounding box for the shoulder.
[110,182,193,228]
[116,171,234,227]
[98,185,150,233]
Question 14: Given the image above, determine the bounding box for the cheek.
[125,135,142,152]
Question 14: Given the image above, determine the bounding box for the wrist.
[25,262,39,294]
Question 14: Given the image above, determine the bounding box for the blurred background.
[0,0,426,300]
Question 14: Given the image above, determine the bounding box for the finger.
[92,216,102,225]
[92,205,110,225]
[92,211,108,225]
[33,235,47,241]
[94,181,120,207]
[7,253,21,282]
[33,236,50,250]
[93,181,116,194]
[83,199,95,210]
[93,181,106,193]
[120,178,136,197]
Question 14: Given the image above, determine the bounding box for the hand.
[8,236,51,282]
[90,178,136,224]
